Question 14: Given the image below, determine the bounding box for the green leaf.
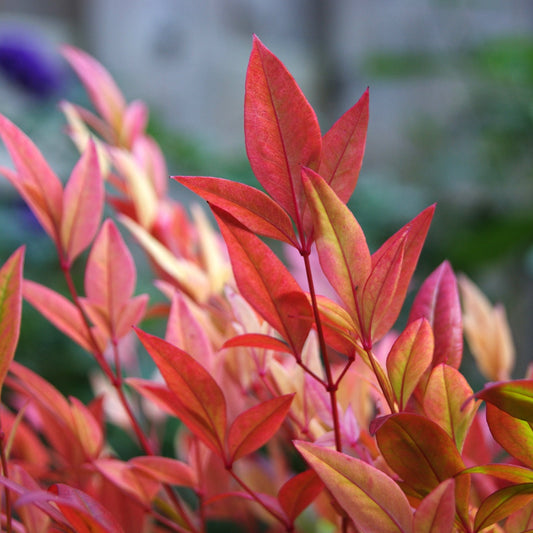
[476,379,533,422]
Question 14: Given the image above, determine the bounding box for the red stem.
[0,422,13,533]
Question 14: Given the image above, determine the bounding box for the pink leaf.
[386,317,434,410]
[23,279,93,352]
[319,88,369,202]
[61,140,104,265]
[174,176,298,246]
[128,456,197,488]
[244,35,321,227]
[413,479,455,533]
[228,394,294,463]
[62,45,126,132]
[295,441,413,533]
[0,247,24,395]
[135,328,227,456]
[408,261,462,369]
[0,114,63,241]
[84,220,136,336]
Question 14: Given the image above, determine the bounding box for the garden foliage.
[0,36,532,533]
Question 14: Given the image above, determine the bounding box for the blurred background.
[0,0,532,396]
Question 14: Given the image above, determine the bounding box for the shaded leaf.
[61,140,104,265]
[222,333,292,354]
[174,176,298,246]
[0,247,24,395]
[278,469,324,522]
[408,261,462,370]
[424,364,480,452]
[476,379,533,423]
[129,456,197,488]
[295,440,413,533]
[244,35,321,227]
[136,328,227,456]
[413,479,455,533]
[386,317,433,410]
[228,394,294,463]
[319,88,369,202]
[301,166,371,320]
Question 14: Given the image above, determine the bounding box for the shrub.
[0,36,531,533]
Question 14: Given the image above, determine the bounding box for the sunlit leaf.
[319,88,369,202]
[301,166,371,320]
[474,483,533,532]
[245,35,321,228]
[228,394,293,463]
[128,456,197,488]
[408,261,462,370]
[463,464,533,484]
[485,403,533,468]
[365,205,435,342]
[386,317,433,410]
[174,176,298,246]
[0,247,24,395]
[424,364,480,451]
[476,379,533,423]
[296,441,412,532]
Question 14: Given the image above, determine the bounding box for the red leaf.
[135,328,227,456]
[61,140,104,265]
[301,167,371,321]
[319,88,369,202]
[84,220,136,336]
[408,261,462,369]
[244,36,322,227]
[0,114,63,241]
[228,394,294,463]
[49,483,125,533]
[413,479,456,533]
[278,469,324,522]
[174,176,298,246]
[423,364,480,452]
[476,379,533,423]
[295,441,413,533]
[366,205,435,342]
[386,317,434,410]
[474,483,533,532]
[23,280,93,352]
[213,207,312,355]
[0,247,24,395]
[486,403,533,468]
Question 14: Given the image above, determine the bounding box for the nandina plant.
[0,36,532,533]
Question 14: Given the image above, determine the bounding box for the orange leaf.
[136,329,227,456]
[278,469,324,522]
[0,247,24,395]
[413,479,455,533]
[228,394,294,463]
